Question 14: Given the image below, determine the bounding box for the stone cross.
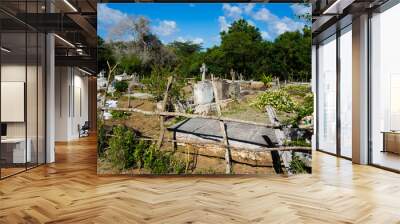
[230,69,235,81]
[200,63,207,81]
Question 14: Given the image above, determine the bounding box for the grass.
[221,95,270,124]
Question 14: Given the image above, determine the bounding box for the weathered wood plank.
[156,76,173,150]
[212,79,232,174]
[102,107,282,129]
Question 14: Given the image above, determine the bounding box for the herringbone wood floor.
[1,136,400,224]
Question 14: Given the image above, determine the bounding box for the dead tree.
[101,61,119,117]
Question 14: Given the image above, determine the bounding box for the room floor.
[0,136,399,223]
[372,150,400,171]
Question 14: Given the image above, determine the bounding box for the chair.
[79,121,90,138]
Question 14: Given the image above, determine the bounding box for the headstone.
[228,82,240,99]
[213,79,230,100]
[193,81,214,105]
[200,63,207,81]
[230,69,236,81]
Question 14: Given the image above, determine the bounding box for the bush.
[114,81,129,93]
[297,93,313,118]
[143,146,185,174]
[110,110,130,120]
[142,66,183,102]
[259,74,273,87]
[97,122,107,156]
[289,153,309,174]
[106,125,186,174]
[107,125,137,170]
[282,84,310,97]
[252,89,297,113]
[283,139,311,147]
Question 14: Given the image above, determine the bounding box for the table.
[1,138,32,164]
[382,131,400,154]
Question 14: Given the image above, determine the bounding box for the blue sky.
[98,3,310,48]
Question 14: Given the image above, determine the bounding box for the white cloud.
[98,4,128,28]
[222,3,242,19]
[252,7,306,37]
[176,36,204,44]
[290,4,311,16]
[253,8,275,22]
[243,3,255,14]
[176,37,186,42]
[153,20,178,36]
[218,16,229,32]
[192,37,204,44]
[275,17,305,34]
[261,31,271,40]
[247,19,256,27]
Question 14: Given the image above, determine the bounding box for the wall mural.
[97,3,313,175]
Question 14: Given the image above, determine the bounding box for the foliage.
[107,125,137,170]
[98,36,115,73]
[260,74,273,86]
[296,93,313,118]
[118,54,142,75]
[106,125,185,174]
[98,17,311,82]
[110,110,130,120]
[114,81,129,93]
[142,66,184,102]
[288,153,309,174]
[252,89,297,113]
[281,85,311,97]
[284,139,311,147]
[97,121,107,156]
[143,146,185,174]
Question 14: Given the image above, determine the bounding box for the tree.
[98,36,115,73]
[168,41,202,57]
[220,19,263,79]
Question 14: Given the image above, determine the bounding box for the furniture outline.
[1,138,32,164]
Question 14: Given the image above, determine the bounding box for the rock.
[194,103,216,115]
[250,81,266,90]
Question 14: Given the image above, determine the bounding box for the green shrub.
[289,153,309,174]
[281,84,310,97]
[114,81,129,93]
[252,89,297,113]
[110,110,130,120]
[297,93,313,118]
[143,146,185,174]
[142,66,184,102]
[284,139,311,147]
[259,74,273,86]
[107,125,137,170]
[106,125,185,174]
[97,122,107,156]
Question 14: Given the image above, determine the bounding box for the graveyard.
[97,16,312,175]
[97,62,313,175]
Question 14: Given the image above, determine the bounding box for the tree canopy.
[99,17,311,82]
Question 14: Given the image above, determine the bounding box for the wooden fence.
[101,76,312,174]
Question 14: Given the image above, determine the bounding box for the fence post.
[211,78,232,174]
[156,76,173,150]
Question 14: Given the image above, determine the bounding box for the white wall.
[54,66,89,141]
